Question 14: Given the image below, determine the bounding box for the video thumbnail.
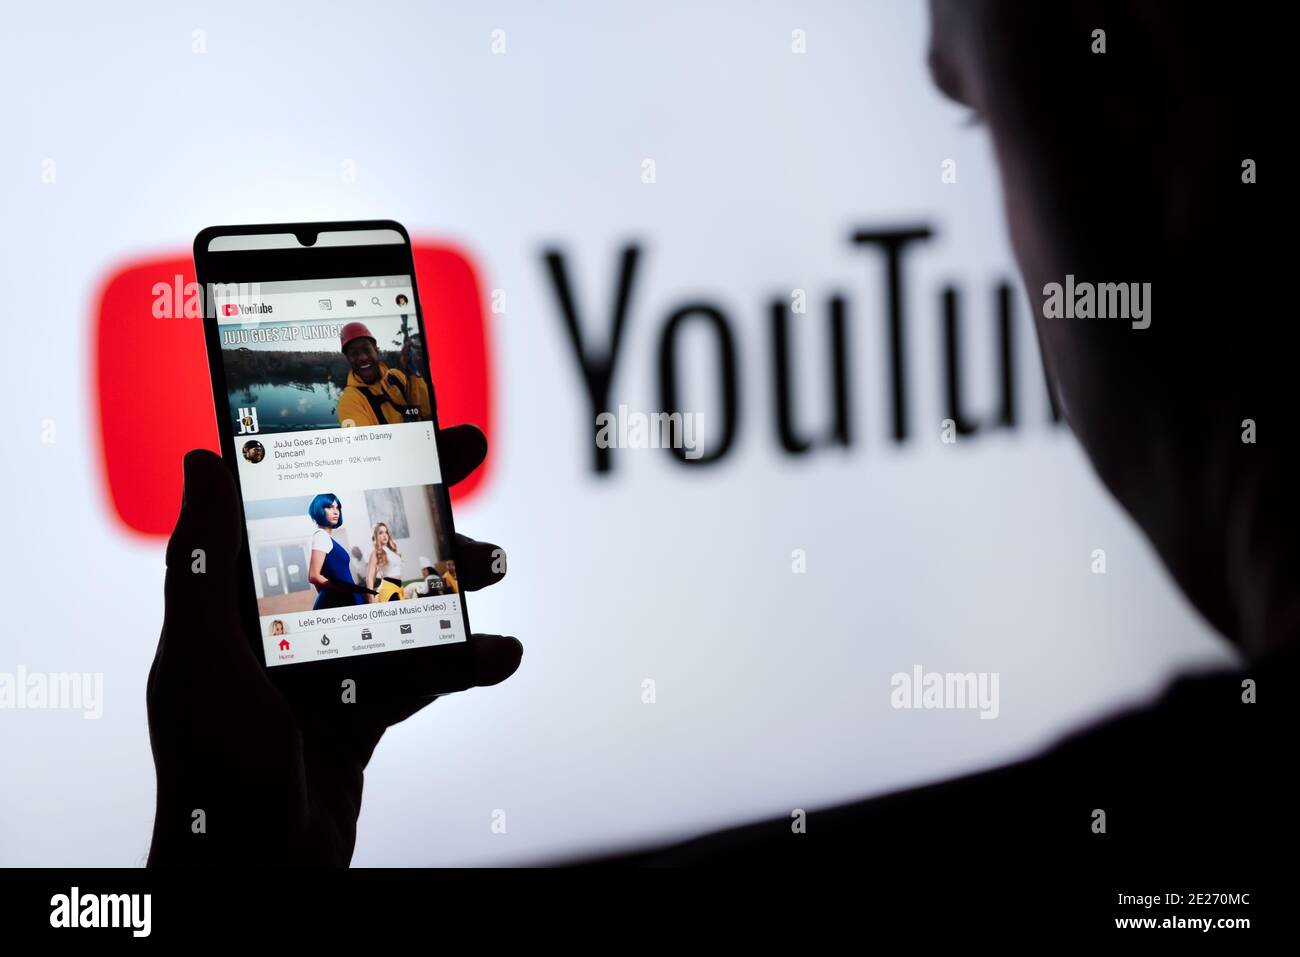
[221,315,432,435]
[246,483,459,617]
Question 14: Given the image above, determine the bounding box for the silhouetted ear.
[437,425,488,487]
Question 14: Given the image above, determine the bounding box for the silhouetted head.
[927,1,1286,656]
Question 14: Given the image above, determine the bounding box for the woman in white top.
[366,522,403,602]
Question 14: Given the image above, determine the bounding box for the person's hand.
[146,425,520,866]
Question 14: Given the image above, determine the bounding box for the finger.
[452,534,507,592]
[409,635,523,697]
[471,635,523,687]
[345,635,522,729]
[160,449,252,662]
[437,424,487,487]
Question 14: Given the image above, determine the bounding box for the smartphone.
[194,221,474,697]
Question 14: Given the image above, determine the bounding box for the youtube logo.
[93,240,494,537]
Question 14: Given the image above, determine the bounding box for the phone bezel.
[193,219,475,698]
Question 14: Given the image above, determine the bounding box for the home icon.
[278,638,290,651]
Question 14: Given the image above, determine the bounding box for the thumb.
[160,449,250,663]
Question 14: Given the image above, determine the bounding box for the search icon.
[370,297,382,306]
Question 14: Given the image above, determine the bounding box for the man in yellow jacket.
[335,321,432,427]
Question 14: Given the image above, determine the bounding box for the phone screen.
[210,272,467,667]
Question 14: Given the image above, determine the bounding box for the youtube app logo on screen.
[93,241,493,537]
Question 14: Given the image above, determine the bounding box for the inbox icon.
[399,624,412,635]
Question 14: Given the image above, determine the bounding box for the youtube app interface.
[213,276,466,667]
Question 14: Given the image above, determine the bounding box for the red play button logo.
[93,241,494,537]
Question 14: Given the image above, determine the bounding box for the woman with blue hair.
[306,493,369,610]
